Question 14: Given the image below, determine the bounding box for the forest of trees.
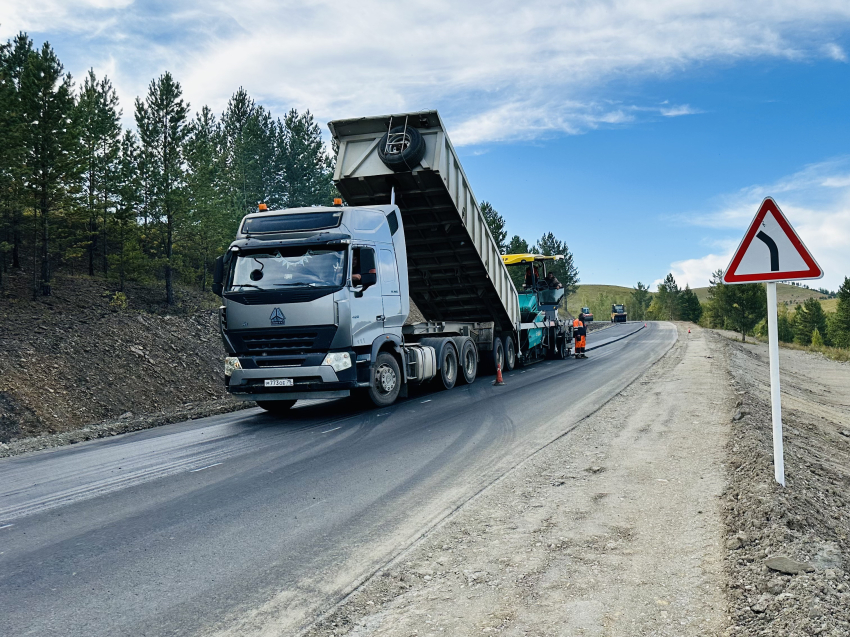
[0,33,336,303]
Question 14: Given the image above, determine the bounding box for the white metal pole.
[766,282,785,486]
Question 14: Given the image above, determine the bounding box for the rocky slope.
[0,268,244,449]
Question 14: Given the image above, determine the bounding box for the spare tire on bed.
[378,125,426,172]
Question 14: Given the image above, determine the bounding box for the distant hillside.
[691,282,835,311]
[568,285,642,318]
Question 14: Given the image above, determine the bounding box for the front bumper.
[226,363,359,400]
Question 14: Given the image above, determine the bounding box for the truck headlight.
[224,357,242,377]
[322,352,352,372]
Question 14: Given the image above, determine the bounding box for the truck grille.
[228,325,338,356]
[243,332,318,353]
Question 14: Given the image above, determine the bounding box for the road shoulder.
[719,332,850,636]
[304,323,733,636]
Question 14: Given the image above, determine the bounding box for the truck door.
[379,248,403,336]
[350,246,385,347]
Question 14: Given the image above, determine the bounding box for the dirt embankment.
[0,269,246,455]
[721,335,850,636]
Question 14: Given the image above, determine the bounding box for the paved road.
[0,322,676,637]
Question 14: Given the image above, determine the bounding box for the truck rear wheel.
[459,339,477,384]
[257,400,296,413]
[485,338,505,374]
[502,335,516,371]
[369,352,401,407]
[437,343,459,390]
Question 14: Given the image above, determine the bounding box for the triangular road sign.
[723,197,823,284]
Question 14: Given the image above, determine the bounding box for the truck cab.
[214,203,409,412]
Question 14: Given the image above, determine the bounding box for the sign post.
[723,197,823,486]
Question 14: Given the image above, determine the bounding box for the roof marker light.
[258,203,268,211]
[333,198,343,206]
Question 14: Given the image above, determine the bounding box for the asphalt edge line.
[587,323,646,352]
[297,321,679,637]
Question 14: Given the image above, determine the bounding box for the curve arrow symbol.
[756,231,779,272]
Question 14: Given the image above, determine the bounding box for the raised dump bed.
[328,111,519,333]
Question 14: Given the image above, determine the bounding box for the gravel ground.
[302,323,733,636]
[719,333,850,636]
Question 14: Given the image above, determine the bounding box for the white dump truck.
[212,111,572,410]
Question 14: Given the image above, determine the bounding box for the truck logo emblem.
[270,308,286,325]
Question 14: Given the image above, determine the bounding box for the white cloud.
[660,104,700,117]
[823,42,848,61]
[3,1,850,143]
[669,158,850,290]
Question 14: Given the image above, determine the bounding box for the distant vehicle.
[611,304,627,323]
[580,307,593,322]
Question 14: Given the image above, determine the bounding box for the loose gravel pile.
[722,337,850,636]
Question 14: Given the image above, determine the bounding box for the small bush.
[811,328,825,348]
[109,291,128,311]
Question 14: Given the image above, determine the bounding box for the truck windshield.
[229,247,346,290]
[614,305,624,312]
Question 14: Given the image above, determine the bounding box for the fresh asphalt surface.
[0,322,677,636]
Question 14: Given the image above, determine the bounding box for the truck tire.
[257,400,296,413]
[436,342,459,390]
[554,336,568,360]
[502,335,516,371]
[485,337,505,375]
[378,125,426,172]
[368,352,401,406]
[458,339,478,384]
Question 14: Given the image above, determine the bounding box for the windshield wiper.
[272,282,323,287]
[230,283,263,290]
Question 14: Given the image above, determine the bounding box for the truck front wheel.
[369,352,401,407]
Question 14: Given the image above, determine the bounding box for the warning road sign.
[723,197,823,284]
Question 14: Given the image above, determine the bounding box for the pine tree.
[114,130,142,290]
[281,108,333,208]
[480,201,507,253]
[76,69,121,276]
[793,297,828,346]
[630,282,652,321]
[655,273,681,320]
[185,106,229,291]
[826,276,850,348]
[725,283,767,342]
[20,41,80,296]
[221,88,263,223]
[135,71,189,305]
[679,284,703,323]
[0,33,34,275]
[505,235,529,254]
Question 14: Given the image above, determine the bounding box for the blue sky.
[3,1,850,290]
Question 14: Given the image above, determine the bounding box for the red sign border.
[723,197,823,284]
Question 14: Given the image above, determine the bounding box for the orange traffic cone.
[493,364,506,386]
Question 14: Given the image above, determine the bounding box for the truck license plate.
[264,379,294,387]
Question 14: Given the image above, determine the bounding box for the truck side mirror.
[352,248,378,296]
[212,255,225,296]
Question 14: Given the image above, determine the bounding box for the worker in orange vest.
[573,313,587,358]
